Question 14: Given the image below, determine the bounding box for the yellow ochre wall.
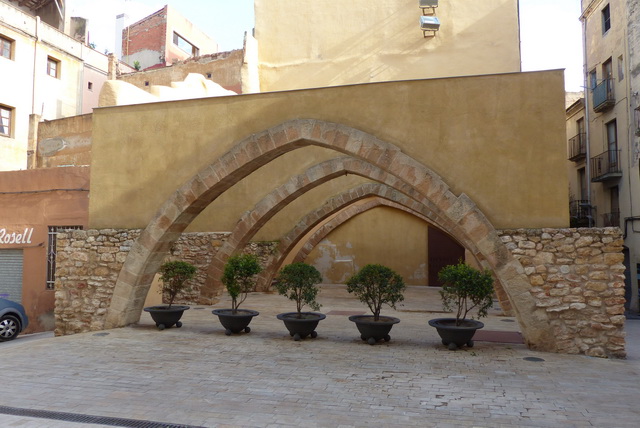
[89,71,567,245]
[254,0,521,92]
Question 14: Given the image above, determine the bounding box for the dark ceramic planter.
[143,305,190,330]
[428,317,484,350]
[212,309,259,335]
[276,312,326,341]
[348,314,400,345]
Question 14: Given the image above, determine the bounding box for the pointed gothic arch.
[104,119,539,349]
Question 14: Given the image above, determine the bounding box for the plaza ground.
[1,286,639,427]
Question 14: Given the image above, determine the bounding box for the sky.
[68,0,584,92]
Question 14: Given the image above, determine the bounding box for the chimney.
[115,13,128,59]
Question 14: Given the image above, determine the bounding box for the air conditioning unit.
[420,16,440,36]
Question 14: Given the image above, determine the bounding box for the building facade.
[0,166,89,334]
[0,0,125,171]
[254,0,521,92]
[572,0,640,312]
[119,5,218,71]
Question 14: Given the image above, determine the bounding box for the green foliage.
[133,60,141,71]
[158,261,197,308]
[221,254,262,312]
[346,264,406,321]
[274,263,323,316]
[437,262,494,326]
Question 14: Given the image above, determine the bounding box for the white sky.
[68,0,584,92]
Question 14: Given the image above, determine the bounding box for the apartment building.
[119,5,218,71]
[0,0,122,171]
[567,0,640,312]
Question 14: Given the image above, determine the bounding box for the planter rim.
[276,312,326,321]
[348,314,400,325]
[144,305,190,312]
[212,308,259,317]
[428,317,484,330]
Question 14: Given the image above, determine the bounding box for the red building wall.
[0,167,89,333]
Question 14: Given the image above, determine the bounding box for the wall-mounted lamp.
[419,0,438,15]
[420,16,440,37]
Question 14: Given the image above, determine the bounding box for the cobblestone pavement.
[1,286,639,428]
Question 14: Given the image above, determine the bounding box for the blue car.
[0,297,29,341]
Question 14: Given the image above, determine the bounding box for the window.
[589,69,597,90]
[603,58,612,80]
[606,186,620,227]
[87,81,93,91]
[47,56,59,78]
[0,105,12,137]
[173,32,199,56]
[46,226,83,290]
[1,35,14,60]
[606,119,618,166]
[578,168,587,200]
[617,55,624,81]
[602,4,611,34]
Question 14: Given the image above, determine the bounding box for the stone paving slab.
[1,286,639,427]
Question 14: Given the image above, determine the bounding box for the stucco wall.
[254,0,521,92]
[89,71,568,234]
[36,114,93,168]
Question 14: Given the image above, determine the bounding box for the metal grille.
[0,405,204,428]
[46,226,82,290]
[0,249,23,302]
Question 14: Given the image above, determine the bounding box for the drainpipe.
[31,16,40,115]
[581,13,593,227]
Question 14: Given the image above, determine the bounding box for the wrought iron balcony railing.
[569,199,591,228]
[591,149,622,182]
[602,210,621,228]
[568,133,586,161]
[593,79,615,112]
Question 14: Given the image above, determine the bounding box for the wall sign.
[0,227,35,245]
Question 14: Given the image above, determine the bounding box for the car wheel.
[0,315,21,341]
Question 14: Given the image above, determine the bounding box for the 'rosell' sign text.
[0,228,34,245]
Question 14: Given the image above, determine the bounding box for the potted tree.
[212,254,262,335]
[144,260,196,330]
[274,262,326,341]
[346,264,406,345]
[428,261,494,350]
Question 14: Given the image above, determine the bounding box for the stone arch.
[291,198,430,265]
[203,156,438,300]
[106,119,542,350]
[258,183,505,301]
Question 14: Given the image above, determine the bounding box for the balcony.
[567,133,586,162]
[602,210,620,228]
[569,199,591,228]
[590,150,622,182]
[593,79,615,112]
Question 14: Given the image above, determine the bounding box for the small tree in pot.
[212,254,262,335]
[274,262,325,341]
[144,260,197,330]
[346,264,406,345]
[429,261,494,350]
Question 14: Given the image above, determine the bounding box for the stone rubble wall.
[498,228,626,358]
[54,227,628,358]
[54,229,276,336]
